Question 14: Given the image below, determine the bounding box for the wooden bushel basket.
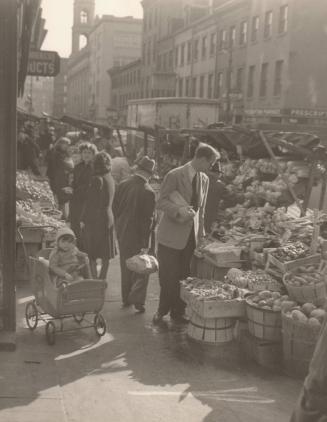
[283,273,327,305]
[187,310,235,344]
[246,298,282,342]
[281,311,321,379]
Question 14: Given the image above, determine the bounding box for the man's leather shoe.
[171,315,189,324]
[134,304,145,313]
[152,312,164,324]
[121,302,131,309]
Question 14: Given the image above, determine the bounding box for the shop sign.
[244,109,281,116]
[287,109,327,119]
[27,50,60,77]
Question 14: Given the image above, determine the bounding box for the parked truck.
[127,97,220,129]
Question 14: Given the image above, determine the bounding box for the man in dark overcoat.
[113,156,156,312]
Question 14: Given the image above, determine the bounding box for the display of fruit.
[16,200,64,230]
[284,265,324,286]
[16,171,55,206]
[271,241,308,262]
[181,277,241,300]
[246,291,290,312]
[227,268,283,292]
[284,302,327,326]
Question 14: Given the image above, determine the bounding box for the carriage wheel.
[25,301,38,331]
[94,314,107,337]
[45,321,56,345]
[73,313,85,324]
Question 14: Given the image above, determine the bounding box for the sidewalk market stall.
[178,127,327,378]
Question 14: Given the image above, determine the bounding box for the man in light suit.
[153,143,220,324]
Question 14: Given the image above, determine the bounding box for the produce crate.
[180,284,246,319]
[203,252,243,269]
[187,310,236,344]
[265,253,321,273]
[246,297,282,341]
[240,330,282,370]
[283,274,327,305]
[282,311,321,379]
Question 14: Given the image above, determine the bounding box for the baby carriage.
[25,247,108,345]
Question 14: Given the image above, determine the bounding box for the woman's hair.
[54,137,71,151]
[93,151,112,175]
[79,142,98,155]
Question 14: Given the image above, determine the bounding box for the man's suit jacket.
[113,175,155,256]
[157,163,209,250]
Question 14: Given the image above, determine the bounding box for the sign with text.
[27,50,60,77]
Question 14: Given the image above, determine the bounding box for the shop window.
[247,65,255,98]
[279,5,288,34]
[239,21,247,45]
[274,60,283,96]
[264,11,273,39]
[259,62,269,97]
[251,16,259,42]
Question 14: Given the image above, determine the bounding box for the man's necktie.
[191,173,198,212]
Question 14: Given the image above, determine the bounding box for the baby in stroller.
[49,227,91,287]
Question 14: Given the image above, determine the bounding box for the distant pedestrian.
[46,137,74,219]
[20,122,41,176]
[153,143,220,324]
[80,151,116,280]
[113,156,156,312]
[70,142,97,248]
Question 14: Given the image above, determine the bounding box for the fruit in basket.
[272,241,308,262]
[310,308,326,322]
[308,317,321,327]
[248,290,287,311]
[291,309,308,322]
[301,303,317,317]
[281,300,297,312]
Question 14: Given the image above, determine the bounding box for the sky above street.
[42,0,143,58]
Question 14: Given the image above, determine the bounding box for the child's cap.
[56,227,76,243]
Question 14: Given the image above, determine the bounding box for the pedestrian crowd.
[17,120,327,421]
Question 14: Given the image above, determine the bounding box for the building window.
[279,5,288,34]
[239,21,247,45]
[230,26,236,48]
[202,35,207,59]
[185,77,190,96]
[192,77,197,96]
[217,72,223,98]
[169,50,173,69]
[157,55,162,70]
[175,46,179,67]
[187,40,192,63]
[178,78,183,97]
[259,63,269,97]
[80,10,88,24]
[251,16,259,42]
[236,67,244,92]
[274,60,283,96]
[208,73,213,98]
[180,43,185,66]
[193,39,199,61]
[247,65,255,98]
[264,11,273,39]
[219,29,226,50]
[199,75,205,97]
[210,33,216,56]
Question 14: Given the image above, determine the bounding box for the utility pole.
[0,0,17,335]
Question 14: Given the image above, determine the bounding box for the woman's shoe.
[134,304,145,313]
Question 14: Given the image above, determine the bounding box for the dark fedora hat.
[135,155,156,177]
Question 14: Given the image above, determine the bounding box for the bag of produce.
[126,254,159,275]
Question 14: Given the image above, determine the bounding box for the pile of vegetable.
[271,241,308,262]
[284,302,326,327]
[227,268,282,292]
[246,291,290,312]
[16,171,55,206]
[181,277,242,300]
[284,265,324,286]
[16,200,64,230]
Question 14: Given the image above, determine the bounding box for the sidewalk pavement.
[0,257,302,422]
